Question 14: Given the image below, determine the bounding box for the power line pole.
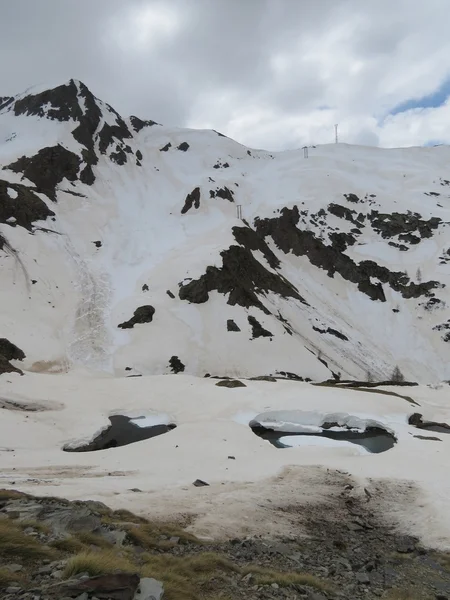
[335,124,339,144]
[303,146,308,158]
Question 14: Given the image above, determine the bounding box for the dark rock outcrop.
[0,338,25,375]
[210,186,235,202]
[118,306,155,329]
[248,315,273,339]
[6,145,81,201]
[181,187,201,214]
[254,206,441,301]
[177,142,190,151]
[130,115,158,132]
[0,180,55,229]
[227,319,241,332]
[368,210,441,240]
[169,356,185,373]
[179,243,306,314]
[313,326,349,341]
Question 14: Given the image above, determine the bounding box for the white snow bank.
[278,435,369,454]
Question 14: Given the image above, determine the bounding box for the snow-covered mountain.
[1,79,450,383]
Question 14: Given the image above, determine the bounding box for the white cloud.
[1,0,450,150]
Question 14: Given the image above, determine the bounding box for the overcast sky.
[1,0,450,150]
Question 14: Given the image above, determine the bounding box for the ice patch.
[278,435,369,453]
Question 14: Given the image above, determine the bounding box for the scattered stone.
[169,536,180,544]
[355,572,370,584]
[215,379,247,388]
[193,479,209,487]
[134,577,164,600]
[62,573,140,600]
[166,290,175,299]
[228,456,236,460]
[5,563,23,572]
[396,538,416,553]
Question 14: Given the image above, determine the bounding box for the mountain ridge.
[1,80,450,382]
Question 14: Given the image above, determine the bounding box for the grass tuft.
[50,536,86,554]
[63,550,137,579]
[17,519,51,534]
[75,531,113,549]
[0,489,27,501]
[0,519,54,560]
[126,522,202,550]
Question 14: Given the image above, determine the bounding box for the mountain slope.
[1,79,450,382]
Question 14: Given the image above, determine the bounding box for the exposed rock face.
[368,210,441,239]
[210,186,235,202]
[254,206,441,302]
[248,315,273,339]
[130,115,158,132]
[6,145,81,200]
[118,306,155,329]
[179,243,306,314]
[0,179,54,229]
[0,338,25,375]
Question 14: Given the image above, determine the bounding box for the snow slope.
[0,371,449,547]
[1,80,450,381]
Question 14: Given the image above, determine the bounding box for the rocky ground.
[0,471,449,600]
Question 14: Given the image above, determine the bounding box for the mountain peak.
[10,79,97,123]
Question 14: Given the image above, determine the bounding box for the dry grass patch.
[431,551,450,572]
[104,509,148,525]
[50,536,86,554]
[127,522,203,550]
[63,550,137,579]
[242,565,333,592]
[0,489,27,501]
[17,519,51,534]
[0,567,23,589]
[0,519,54,560]
[141,552,239,600]
[75,531,113,549]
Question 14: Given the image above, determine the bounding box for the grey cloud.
[0,0,449,149]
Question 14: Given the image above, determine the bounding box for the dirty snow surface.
[1,80,450,548]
